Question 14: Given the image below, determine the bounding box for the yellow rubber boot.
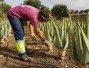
[16,40,26,53]
[15,40,30,61]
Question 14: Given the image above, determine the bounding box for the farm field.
[0,24,89,68]
[1,0,89,68]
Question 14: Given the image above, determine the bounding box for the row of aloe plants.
[0,18,11,40]
[39,14,89,64]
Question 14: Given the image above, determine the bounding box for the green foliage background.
[52,4,69,19]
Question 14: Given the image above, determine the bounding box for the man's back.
[8,5,39,21]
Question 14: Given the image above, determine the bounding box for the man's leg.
[8,16,29,61]
[20,20,28,53]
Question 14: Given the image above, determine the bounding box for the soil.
[0,26,89,68]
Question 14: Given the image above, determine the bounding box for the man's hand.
[44,40,50,46]
[34,28,53,51]
[44,40,53,51]
[30,34,37,41]
[34,28,45,42]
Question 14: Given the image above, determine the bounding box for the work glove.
[44,40,50,46]
[43,40,53,51]
[30,34,37,41]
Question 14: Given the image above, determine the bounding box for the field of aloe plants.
[39,13,89,64]
[0,13,89,67]
[0,18,11,40]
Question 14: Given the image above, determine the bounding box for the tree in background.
[74,10,79,14]
[51,4,69,19]
[84,9,89,13]
[79,10,84,14]
[70,10,75,14]
[24,0,41,9]
[40,5,50,14]
[0,0,4,2]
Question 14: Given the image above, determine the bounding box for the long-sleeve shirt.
[8,5,39,28]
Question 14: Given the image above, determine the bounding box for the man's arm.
[34,27,53,51]
[29,24,34,35]
[34,27,45,42]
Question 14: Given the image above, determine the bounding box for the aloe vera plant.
[76,19,89,64]
[0,19,11,40]
[38,15,89,64]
